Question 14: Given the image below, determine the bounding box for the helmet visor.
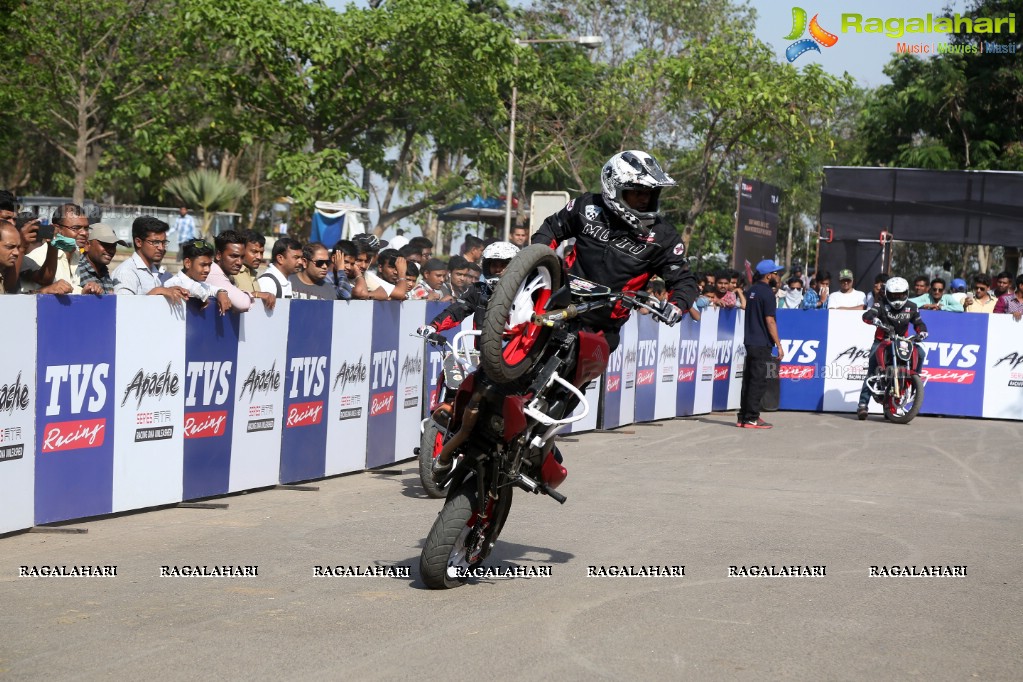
[887,291,907,302]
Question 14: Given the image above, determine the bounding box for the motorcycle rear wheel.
[884,374,924,424]
[480,245,563,388]
[418,420,447,499]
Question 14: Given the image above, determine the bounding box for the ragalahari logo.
[784,7,839,62]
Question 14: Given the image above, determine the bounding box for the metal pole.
[503,50,518,242]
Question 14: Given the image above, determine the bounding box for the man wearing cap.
[826,269,866,310]
[77,224,126,294]
[737,260,786,429]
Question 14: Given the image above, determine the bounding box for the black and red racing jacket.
[532,192,699,332]
[429,281,491,332]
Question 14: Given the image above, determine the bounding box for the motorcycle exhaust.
[437,390,484,464]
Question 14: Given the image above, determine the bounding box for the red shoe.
[741,419,773,429]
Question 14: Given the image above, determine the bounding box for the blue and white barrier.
[2,298,1020,535]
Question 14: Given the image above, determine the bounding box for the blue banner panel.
[712,308,738,412]
[917,311,987,417]
[279,301,333,483]
[601,342,625,429]
[35,296,117,524]
[366,302,400,468]
[633,314,659,422]
[675,317,700,416]
[424,301,450,417]
[182,305,240,500]
[777,310,828,411]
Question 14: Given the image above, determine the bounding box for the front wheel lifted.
[480,244,563,388]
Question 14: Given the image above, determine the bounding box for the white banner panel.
[981,314,1023,421]
[654,320,679,420]
[727,310,746,411]
[0,296,37,533]
[823,310,879,413]
[112,296,186,512]
[326,301,374,475]
[619,316,638,426]
[395,302,427,464]
[230,299,290,491]
[694,308,718,414]
[566,378,601,433]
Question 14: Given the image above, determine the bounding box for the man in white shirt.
[257,237,302,299]
[826,269,866,310]
[174,206,197,262]
[112,216,189,303]
[164,239,230,314]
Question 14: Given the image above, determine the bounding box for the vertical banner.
[917,311,986,417]
[395,301,427,464]
[712,308,738,411]
[981,315,1023,421]
[727,310,746,410]
[1,297,37,533]
[231,300,290,491]
[599,316,637,429]
[367,302,400,467]
[35,296,116,524]
[654,320,679,420]
[182,305,240,500]
[694,308,718,415]
[675,316,700,417]
[325,301,373,475]
[633,314,660,423]
[732,178,781,272]
[279,300,333,483]
[776,310,828,411]
[112,297,185,512]
[822,310,877,412]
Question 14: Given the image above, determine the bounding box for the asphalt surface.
[2,411,1021,680]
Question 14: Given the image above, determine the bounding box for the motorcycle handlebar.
[531,291,673,327]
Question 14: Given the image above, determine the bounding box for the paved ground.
[2,411,1021,680]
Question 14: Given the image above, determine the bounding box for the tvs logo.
[371,350,397,390]
[678,340,698,366]
[183,411,228,439]
[921,369,974,385]
[44,363,110,416]
[780,365,815,380]
[370,392,395,416]
[918,342,980,384]
[780,339,820,365]
[637,340,658,368]
[184,361,232,407]
[637,369,656,386]
[0,371,30,414]
[286,401,323,428]
[606,375,621,392]
[288,356,327,399]
[784,7,839,62]
[333,356,368,393]
[42,418,106,452]
[239,362,281,402]
[122,363,180,408]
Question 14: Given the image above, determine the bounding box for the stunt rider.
[531,149,699,351]
[417,241,519,337]
[857,276,928,420]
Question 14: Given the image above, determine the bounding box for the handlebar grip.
[427,332,447,346]
[542,485,567,504]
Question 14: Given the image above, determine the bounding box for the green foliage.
[163,170,247,238]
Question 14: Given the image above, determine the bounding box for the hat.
[352,233,388,250]
[88,223,128,247]
[951,278,967,292]
[755,259,784,276]
[838,269,854,281]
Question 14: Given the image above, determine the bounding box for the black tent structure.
[817,167,1023,283]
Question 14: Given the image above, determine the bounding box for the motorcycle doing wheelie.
[415,330,479,499]
[864,323,927,424]
[418,244,678,589]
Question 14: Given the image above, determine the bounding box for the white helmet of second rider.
[481,241,519,286]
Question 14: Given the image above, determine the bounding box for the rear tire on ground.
[884,374,924,424]
[418,420,447,499]
[420,480,481,589]
[480,244,563,388]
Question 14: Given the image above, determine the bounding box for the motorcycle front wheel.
[884,374,924,424]
[480,244,563,388]
[417,420,447,499]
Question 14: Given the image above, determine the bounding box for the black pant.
[738,344,773,423]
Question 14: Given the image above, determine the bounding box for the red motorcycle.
[865,324,927,424]
[419,245,677,589]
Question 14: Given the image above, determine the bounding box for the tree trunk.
[73,80,89,206]
[247,144,264,231]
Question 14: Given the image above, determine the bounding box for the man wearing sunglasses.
[19,203,89,294]
[909,277,964,312]
[290,242,336,300]
[964,274,997,313]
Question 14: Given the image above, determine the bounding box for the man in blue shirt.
[738,259,786,429]
[174,206,197,262]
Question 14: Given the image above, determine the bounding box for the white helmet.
[481,241,519,286]
[600,150,677,232]
[885,276,909,309]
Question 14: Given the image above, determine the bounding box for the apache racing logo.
[0,371,28,461]
[993,351,1023,387]
[42,363,110,452]
[334,356,369,420]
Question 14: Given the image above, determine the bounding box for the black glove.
[917,331,928,341]
[660,301,684,326]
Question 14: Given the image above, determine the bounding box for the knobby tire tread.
[420,480,478,589]
[418,420,447,499]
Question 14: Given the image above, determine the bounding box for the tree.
[163,170,247,238]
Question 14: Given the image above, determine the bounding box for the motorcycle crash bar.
[524,374,589,451]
